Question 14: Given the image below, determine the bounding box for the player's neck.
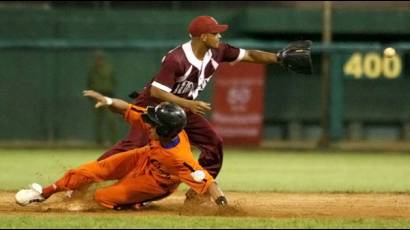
[191,39,209,61]
[159,136,180,149]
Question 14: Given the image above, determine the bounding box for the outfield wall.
[0,8,409,143]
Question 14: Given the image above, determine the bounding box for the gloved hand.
[277,40,313,75]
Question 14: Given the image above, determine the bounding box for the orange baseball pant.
[53,148,173,209]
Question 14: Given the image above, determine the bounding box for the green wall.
[1,8,409,142]
[240,8,410,35]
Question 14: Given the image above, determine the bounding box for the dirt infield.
[1,191,410,218]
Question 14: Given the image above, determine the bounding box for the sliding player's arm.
[83,89,129,114]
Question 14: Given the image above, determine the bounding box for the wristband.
[104,97,113,106]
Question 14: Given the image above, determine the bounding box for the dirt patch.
[1,190,410,218]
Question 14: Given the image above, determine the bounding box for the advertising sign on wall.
[211,62,266,145]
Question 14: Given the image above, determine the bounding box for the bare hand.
[83,90,108,108]
[187,100,211,115]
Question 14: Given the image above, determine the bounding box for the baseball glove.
[277,40,313,75]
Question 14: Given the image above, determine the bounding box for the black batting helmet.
[142,102,187,138]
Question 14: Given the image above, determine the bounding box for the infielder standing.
[98,15,312,202]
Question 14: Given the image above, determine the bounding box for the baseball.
[383,47,396,58]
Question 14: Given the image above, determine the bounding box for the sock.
[41,184,59,199]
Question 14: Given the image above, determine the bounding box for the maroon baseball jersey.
[137,41,245,103]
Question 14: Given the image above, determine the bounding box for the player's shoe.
[15,183,45,206]
[112,201,153,211]
[133,201,152,210]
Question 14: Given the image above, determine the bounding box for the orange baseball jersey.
[123,104,215,194]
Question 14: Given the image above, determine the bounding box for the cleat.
[15,183,45,206]
[133,201,152,210]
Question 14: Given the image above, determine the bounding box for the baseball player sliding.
[102,15,313,203]
[15,90,227,210]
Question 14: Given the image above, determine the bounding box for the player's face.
[203,33,222,48]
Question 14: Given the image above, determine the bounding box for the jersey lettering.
[146,41,242,101]
[173,81,194,95]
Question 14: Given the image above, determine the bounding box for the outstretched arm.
[83,90,129,114]
[241,50,279,64]
[242,40,313,74]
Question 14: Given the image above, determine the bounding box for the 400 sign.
[343,52,402,79]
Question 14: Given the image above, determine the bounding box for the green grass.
[0,149,98,191]
[2,148,410,228]
[2,149,410,193]
[219,150,410,193]
[1,214,410,229]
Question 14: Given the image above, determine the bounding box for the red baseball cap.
[188,16,229,37]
